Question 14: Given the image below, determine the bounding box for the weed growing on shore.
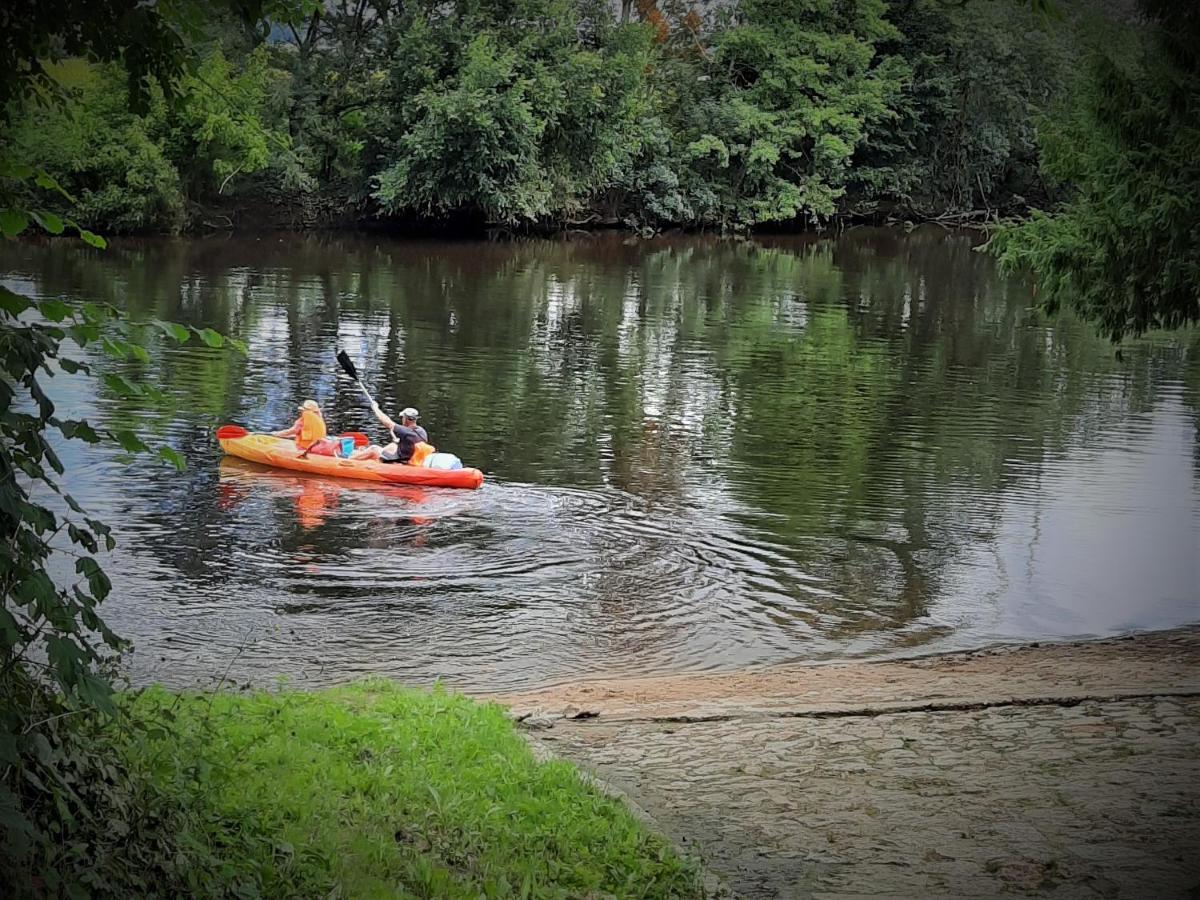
[126,681,703,898]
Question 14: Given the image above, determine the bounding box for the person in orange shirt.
[272,399,336,456]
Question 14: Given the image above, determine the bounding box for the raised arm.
[371,402,397,433]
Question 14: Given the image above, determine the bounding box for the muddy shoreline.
[493,627,1200,898]
[491,627,1200,723]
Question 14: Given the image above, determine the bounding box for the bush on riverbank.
[1,0,1087,234]
[4,681,703,898]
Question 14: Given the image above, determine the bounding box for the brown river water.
[3,228,1197,691]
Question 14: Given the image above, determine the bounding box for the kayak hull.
[218,433,484,489]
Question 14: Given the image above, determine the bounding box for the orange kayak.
[217,430,484,490]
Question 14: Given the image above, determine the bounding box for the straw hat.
[298,399,320,412]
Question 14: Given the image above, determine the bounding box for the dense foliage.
[849,0,1073,217]
[0,172,257,893]
[1,0,1087,232]
[989,0,1200,341]
[0,2,279,893]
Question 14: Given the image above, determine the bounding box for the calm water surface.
[3,229,1198,691]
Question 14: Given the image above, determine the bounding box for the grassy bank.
[116,682,701,898]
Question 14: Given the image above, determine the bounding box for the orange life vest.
[296,409,327,449]
[409,441,435,467]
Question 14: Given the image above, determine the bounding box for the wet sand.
[489,629,1200,898]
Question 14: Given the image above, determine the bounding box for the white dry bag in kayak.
[425,452,463,470]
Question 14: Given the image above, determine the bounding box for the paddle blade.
[216,424,248,440]
[336,350,359,382]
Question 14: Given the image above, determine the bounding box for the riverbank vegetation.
[6,0,1195,341]
[2,0,1085,234]
[7,681,701,897]
[988,0,1200,341]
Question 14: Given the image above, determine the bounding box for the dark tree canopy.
[2,0,1084,233]
[989,0,1200,341]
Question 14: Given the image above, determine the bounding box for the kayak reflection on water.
[217,459,437,531]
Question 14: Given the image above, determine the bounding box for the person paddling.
[352,404,432,465]
[272,399,337,456]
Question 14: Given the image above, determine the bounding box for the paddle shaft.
[352,377,376,409]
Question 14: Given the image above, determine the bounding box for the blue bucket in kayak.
[338,436,355,458]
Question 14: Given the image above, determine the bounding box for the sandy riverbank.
[492,628,1200,723]
[487,628,1200,898]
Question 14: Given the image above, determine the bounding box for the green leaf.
[57,420,102,443]
[67,323,101,346]
[81,518,116,553]
[58,358,88,375]
[100,338,128,359]
[35,170,74,202]
[20,502,56,534]
[158,446,186,472]
[81,302,111,323]
[27,734,53,768]
[197,327,225,348]
[67,524,99,554]
[31,210,65,235]
[20,768,48,793]
[43,443,64,476]
[229,337,248,354]
[28,377,54,419]
[111,430,150,453]
[0,786,35,856]
[47,635,84,684]
[141,384,166,403]
[15,571,56,605]
[84,517,111,539]
[78,229,107,249]
[76,672,115,715]
[99,373,142,399]
[0,607,20,646]
[0,162,34,180]
[0,288,32,317]
[38,299,71,322]
[156,320,191,342]
[76,558,111,601]
[0,208,29,238]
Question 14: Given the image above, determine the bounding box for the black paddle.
[337,349,377,407]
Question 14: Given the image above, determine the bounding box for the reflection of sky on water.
[1,229,1197,691]
[985,392,1198,638]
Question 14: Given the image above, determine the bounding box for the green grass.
[125,682,702,899]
